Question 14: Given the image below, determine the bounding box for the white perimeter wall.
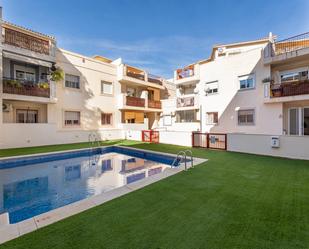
[0,124,123,149]
[228,133,309,160]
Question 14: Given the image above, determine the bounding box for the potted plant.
[271,84,282,97]
[38,82,50,89]
[50,67,64,82]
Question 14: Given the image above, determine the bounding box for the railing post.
[206,133,209,148]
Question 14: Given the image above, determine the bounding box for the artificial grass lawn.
[1,141,309,249]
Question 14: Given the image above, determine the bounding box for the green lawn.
[1,141,309,249]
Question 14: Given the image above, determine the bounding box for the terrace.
[0,141,308,249]
[118,65,164,88]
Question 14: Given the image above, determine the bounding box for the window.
[238,109,255,125]
[101,81,113,95]
[163,115,172,126]
[289,107,309,135]
[281,70,308,83]
[176,110,197,123]
[205,81,218,94]
[206,112,218,124]
[101,113,112,125]
[64,111,80,126]
[16,109,38,123]
[65,74,80,89]
[239,74,255,90]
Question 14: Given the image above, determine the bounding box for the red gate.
[142,130,159,143]
[192,132,227,150]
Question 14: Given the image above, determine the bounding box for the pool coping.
[0,146,207,244]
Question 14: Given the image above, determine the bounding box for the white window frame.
[101,81,113,95]
[101,112,113,126]
[280,67,309,83]
[239,74,255,90]
[237,109,255,126]
[205,81,219,95]
[288,106,309,136]
[64,110,81,127]
[65,74,80,89]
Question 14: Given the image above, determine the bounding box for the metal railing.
[2,77,50,98]
[148,99,161,109]
[171,150,193,171]
[177,96,195,108]
[126,96,145,107]
[273,32,309,56]
[270,79,309,97]
[148,74,163,85]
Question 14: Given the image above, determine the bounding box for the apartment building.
[0,10,171,149]
[160,32,309,138]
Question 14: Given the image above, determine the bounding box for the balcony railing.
[126,96,145,107]
[270,80,309,97]
[3,78,50,98]
[177,96,195,107]
[148,99,161,109]
[272,32,309,56]
[3,27,50,55]
[148,74,163,85]
[176,65,195,79]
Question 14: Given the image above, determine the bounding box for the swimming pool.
[0,146,180,224]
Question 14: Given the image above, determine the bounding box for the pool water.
[0,152,170,223]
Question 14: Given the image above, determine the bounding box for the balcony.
[264,32,309,64]
[148,100,161,109]
[3,27,50,55]
[271,80,309,98]
[118,65,165,89]
[177,96,195,108]
[176,65,195,80]
[147,74,163,85]
[174,64,200,85]
[2,77,56,102]
[126,96,145,107]
[264,80,309,103]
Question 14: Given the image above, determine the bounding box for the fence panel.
[142,130,159,143]
[192,132,227,150]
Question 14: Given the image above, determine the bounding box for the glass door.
[289,108,300,135]
[289,107,309,136]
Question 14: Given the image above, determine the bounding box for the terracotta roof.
[3,21,55,40]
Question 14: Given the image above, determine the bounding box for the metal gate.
[142,130,159,143]
[192,132,227,150]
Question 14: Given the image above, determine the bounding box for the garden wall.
[227,133,309,160]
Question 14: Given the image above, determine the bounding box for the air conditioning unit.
[2,103,12,112]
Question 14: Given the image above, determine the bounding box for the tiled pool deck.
[0,146,207,244]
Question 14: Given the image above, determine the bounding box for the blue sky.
[1,0,308,77]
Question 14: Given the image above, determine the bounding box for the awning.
[3,51,53,68]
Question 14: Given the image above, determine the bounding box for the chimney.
[0,7,2,20]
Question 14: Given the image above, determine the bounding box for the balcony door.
[14,65,36,83]
[289,107,309,135]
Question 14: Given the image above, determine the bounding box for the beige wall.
[3,100,47,123]
[51,48,121,131]
[228,133,309,160]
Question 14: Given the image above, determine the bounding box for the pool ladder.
[88,132,101,166]
[171,150,193,171]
